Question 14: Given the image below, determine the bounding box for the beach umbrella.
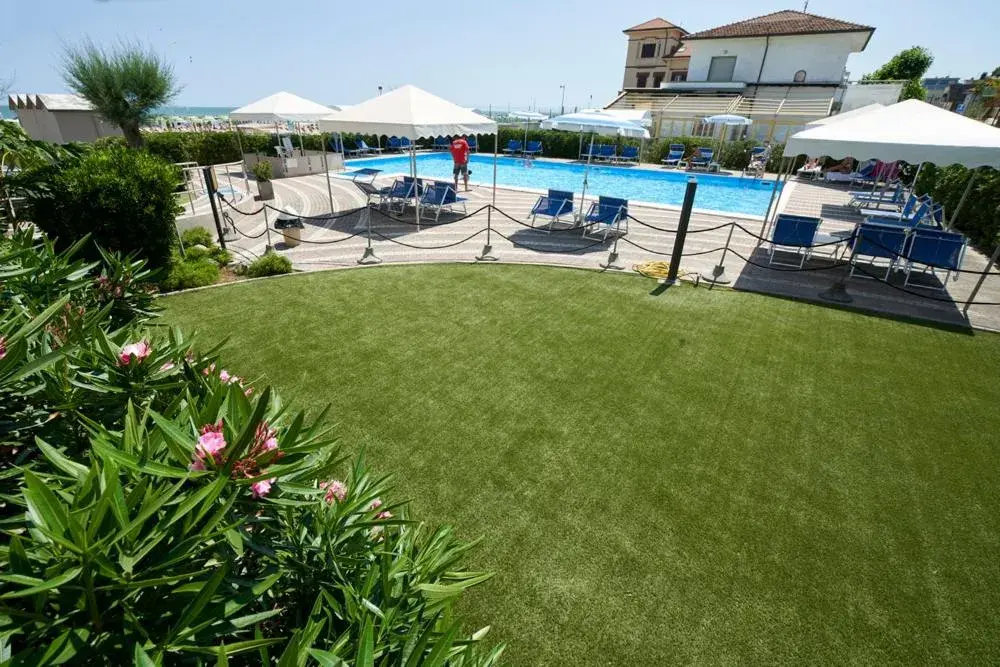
[540,111,649,219]
[704,114,752,161]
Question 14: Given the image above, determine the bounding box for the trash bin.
[273,208,303,248]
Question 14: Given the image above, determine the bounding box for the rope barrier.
[264,203,364,221]
[490,229,611,255]
[218,196,266,217]
[371,227,487,250]
[368,203,493,227]
[488,205,591,234]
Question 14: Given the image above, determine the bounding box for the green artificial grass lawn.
[161,265,1000,665]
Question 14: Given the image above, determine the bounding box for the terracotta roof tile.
[684,10,873,40]
[624,18,684,33]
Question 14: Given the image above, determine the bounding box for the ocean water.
[346,152,780,216]
[153,106,235,118]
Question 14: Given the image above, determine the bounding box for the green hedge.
[914,164,1000,255]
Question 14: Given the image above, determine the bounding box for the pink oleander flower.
[369,498,382,511]
[228,375,242,385]
[118,340,151,366]
[244,386,254,397]
[251,478,276,498]
[194,421,227,466]
[219,369,231,383]
[0,336,6,361]
[319,479,347,503]
[201,362,216,376]
[377,510,393,520]
[160,361,175,372]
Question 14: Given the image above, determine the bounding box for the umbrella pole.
[492,132,498,206]
[903,161,925,221]
[412,144,420,230]
[578,133,583,161]
[230,120,249,195]
[322,131,334,214]
[578,131,593,224]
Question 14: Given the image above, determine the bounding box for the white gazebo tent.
[318,85,498,228]
[540,111,649,218]
[783,99,1000,306]
[230,92,338,209]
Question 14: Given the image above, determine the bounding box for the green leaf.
[171,563,229,641]
[91,437,190,478]
[133,643,159,667]
[421,622,461,667]
[22,470,70,535]
[34,436,89,480]
[307,649,349,667]
[355,615,374,667]
[0,566,81,599]
[216,644,229,667]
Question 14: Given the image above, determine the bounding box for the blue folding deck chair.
[848,222,911,280]
[524,140,543,157]
[857,193,923,220]
[863,200,932,228]
[661,144,685,168]
[767,214,843,268]
[687,147,714,170]
[420,180,468,223]
[902,228,967,289]
[583,196,628,241]
[357,138,382,154]
[329,136,345,153]
[346,140,368,156]
[849,182,904,209]
[503,139,523,155]
[377,176,421,213]
[386,137,402,152]
[528,189,574,232]
[580,142,598,160]
[433,136,449,150]
[619,145,640,163]
[598,144,617,162]
[467,136,478,152]
[400,137,412,150]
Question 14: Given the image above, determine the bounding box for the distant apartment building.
[7,93,122,144]
[610,10,901,142]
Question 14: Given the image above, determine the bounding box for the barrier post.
[203,166,227,250]
[963,243,1000,316]
[599,215,625,270]
[476,205,498,261]
[358,204,381,265]
[701,220,736,285]
[262,205,274,253]
[664,177,698,284]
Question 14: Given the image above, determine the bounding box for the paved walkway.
[200,162,1000,332]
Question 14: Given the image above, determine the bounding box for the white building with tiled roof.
[612,10,900,144]
[8,93,123,144]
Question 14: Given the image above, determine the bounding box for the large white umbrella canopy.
[786,99,1000,168]
[583,108,654,128]
[509,111,548,121]
[318,84,497,138]
[806,103,884,126]
[229,91,336,122]
[704,114,751,126]
[540,111,650,138]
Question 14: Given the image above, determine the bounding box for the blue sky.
[3,0,997,112]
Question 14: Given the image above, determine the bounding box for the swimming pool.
[345,152,780,216]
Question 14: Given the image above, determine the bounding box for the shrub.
[181,226,214,247]
[246,251,292,278]
[0,227,501,664]
[252,159,273,181]
[161,254,220,291]
[28,145,181,269]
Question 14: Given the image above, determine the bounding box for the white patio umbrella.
[704,114,752,162]
[319,84,497,227]
[540,111,649,218]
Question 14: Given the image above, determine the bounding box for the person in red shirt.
[449,135,470,192]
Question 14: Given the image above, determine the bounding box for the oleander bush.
[245,251,292,278]
[0,229,501,665]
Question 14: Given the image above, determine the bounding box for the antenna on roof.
[802,0,809,10]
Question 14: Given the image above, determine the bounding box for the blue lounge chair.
[467,136,478,152]
[524,140,543,157]
[766,214,840,268]
[329,136,345,153]
[848,222,910,280]
[529,189,574,231]
[420,180,468,223]
[864,200,932,228]
[503,139,523,155]
[357,138,382,155]
[619,146,640,163]
[857,193,923,220]
[661,144,685,168]
[849,182,904,208]
[346,140,367,156]
[378,176,424,213]
[433,136,449,150]
[583,196,628,241]
[902,228,967,288]
[687,148,714,171]
[580,143,598,160]
[598,144,617,162]
[850,161,878,186]
[400,137,412,150]
[386,137,402,152]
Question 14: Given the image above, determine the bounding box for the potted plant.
[253,159,274,201]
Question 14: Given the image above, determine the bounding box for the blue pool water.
[345,152,780,216]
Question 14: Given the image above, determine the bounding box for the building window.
[794,69,807,83]
[640,43,656,59]
[707,56,737,82]
[636,72,649,88]
[652,72,665,88]
[671,71,688,82]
